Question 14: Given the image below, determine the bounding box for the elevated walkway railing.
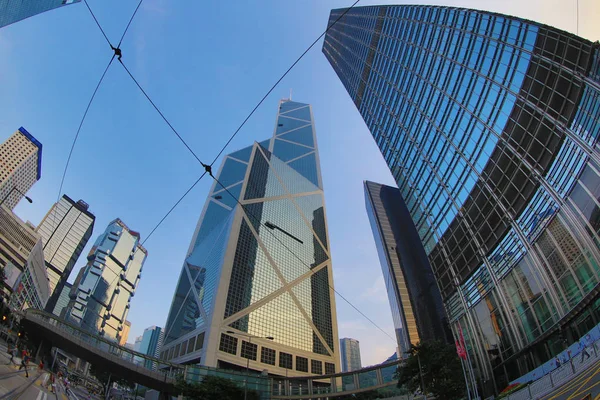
[26,309,406,399]
[270,359,403,399]
[25,309,185,381]
[24,309,271,398]
[505,336,600,400]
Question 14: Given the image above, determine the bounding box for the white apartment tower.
[0,127,42,210]
[0,206,49,309]
[36,195,95,313]
[340,338,362,372]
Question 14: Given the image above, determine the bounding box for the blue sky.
[0,0,597,366]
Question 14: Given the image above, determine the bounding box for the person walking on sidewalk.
[6,346,17,365]
[580,339,591,362]
[18,350,29,377]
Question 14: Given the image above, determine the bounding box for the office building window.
[325,362,336,375]
[279,352,293,369]
[296,356,308,372]
[261,347,276,365]
[241,340,258,361]
[311,359,323,374]
[219,333,238,355]
[187,337,196,354]
[195,332,205,351]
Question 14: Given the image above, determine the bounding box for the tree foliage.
[397,340,466,400]
[176,375,260,400]
[89,363,135,395]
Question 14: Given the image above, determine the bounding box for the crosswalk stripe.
[36,390,43,400]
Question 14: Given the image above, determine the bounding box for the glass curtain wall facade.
[364,181,451,356]
[137,326,164,370]
[340,338,362,372]
[64,219,147,343]
[324,5,600,394]
[0,0,80,28]
[36,195,95,314]
[161,99,340,378]
[52,281,72,318]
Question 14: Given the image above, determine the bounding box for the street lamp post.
[0,186,33,208]
[405,350,427,399]
[416,352,426,399]
[226,330,274,400]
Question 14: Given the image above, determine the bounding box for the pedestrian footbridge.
[22,309,402,399]
[268,359,402,399]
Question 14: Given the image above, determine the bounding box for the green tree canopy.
[397,340,466,400]
[89,363,135,395]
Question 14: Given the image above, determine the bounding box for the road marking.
[35,390,47,400]
[545,363,600,400]
[568,374,598,400]
[568,366,600,400]
[570,379,600,399]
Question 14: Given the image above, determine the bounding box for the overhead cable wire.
[54,0,147,209]
[118,59,208,167]
[209,0,361,166]
[117,0,144,47]
[97,0,390,340]
[102,170,207,291]
[55,55,115,200]
[100,169,207,290]
[210,172,397,344]
[83,0,112,47]
[81,0,364,230]
[62,0,389,341]
[140,171,208,247]
[51,54,116,234]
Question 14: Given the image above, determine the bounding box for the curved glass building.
[324,5,600,394]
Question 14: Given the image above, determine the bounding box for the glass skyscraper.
[364,181,451,356]
[324,5,600,394]
[137,326,164,370]
[52,281,72,318]
[64,218,147,343]
[340,337,362,372]
[161,99,340,378]
[36,195,95,314]
[0,0,80,29]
